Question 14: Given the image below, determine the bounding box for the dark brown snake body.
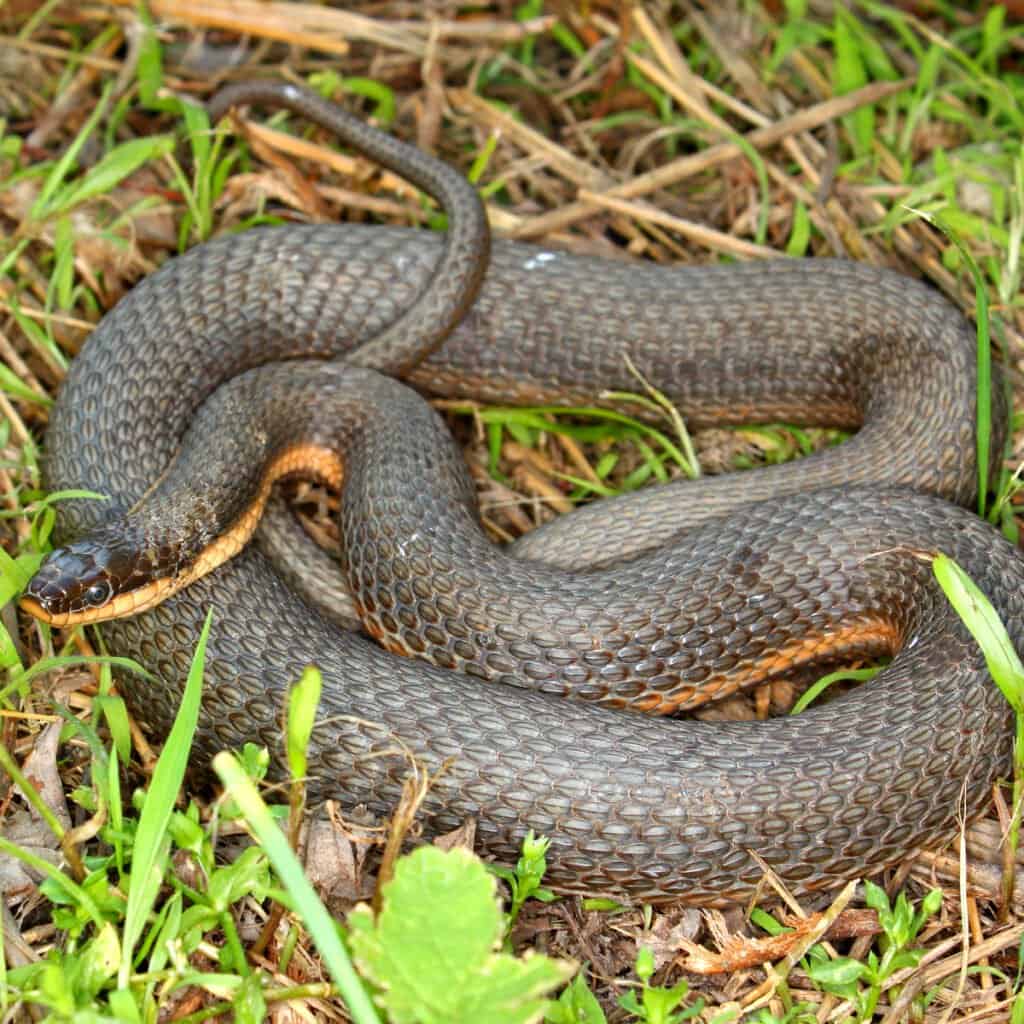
[24,83,1024,903]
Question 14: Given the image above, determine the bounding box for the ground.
[2,1,1024,1022]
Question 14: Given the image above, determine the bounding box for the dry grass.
[3,1,1024,1021]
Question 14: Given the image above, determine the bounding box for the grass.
[0,651,977,1022]
[3,1,1024,1021]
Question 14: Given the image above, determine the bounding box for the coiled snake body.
[23,83,1024,903]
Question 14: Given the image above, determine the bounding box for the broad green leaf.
[107,987,143,1023]
[862,878,890,914]
[206,845,271,912]
[348,846,574,1024]
[234,971,269,1024]
[0,544,44,602]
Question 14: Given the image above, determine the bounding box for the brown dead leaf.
[19,720,71,832]
[214,171,312,229]
[433,818,476,854]
[304,817,374,911]
[0,805,61,899]
[644,906,703,970]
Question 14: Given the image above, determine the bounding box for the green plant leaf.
[108,987,143,1023]
[0,360,50,403]
[544,970,606,1024]
[862,878,890,915]
[233,970,269,1024]
[77,922,121,1000]
[786,200,811,256]
[1012,991,1024,1024]
[790,666,880,714]
[286,665,321,782]
[348,845,574,1024]
[806,955,866,989]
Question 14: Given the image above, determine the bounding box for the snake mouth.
[18,592,68,627]
[20,575,177,627]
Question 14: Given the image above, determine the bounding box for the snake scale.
[22,81,1024,903]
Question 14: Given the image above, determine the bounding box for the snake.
[19,81,1024,904]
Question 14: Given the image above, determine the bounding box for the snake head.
[20,527,164,627]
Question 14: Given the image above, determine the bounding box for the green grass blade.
[902,207,993,517]
[0,361,51,405]
[833,8,875,156]
[212,751,382,1024]
[786,201,812,256]
[31,80,114,220]
[932,553,1024,711]
[0,836,105,926]
[790,667,882,715]
[53,135,175,215]
[1,655,151,703]
[117,608,212,988]
[286,666,321,782]
[0,742,67,844]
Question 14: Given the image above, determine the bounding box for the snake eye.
[84,581,113,607]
